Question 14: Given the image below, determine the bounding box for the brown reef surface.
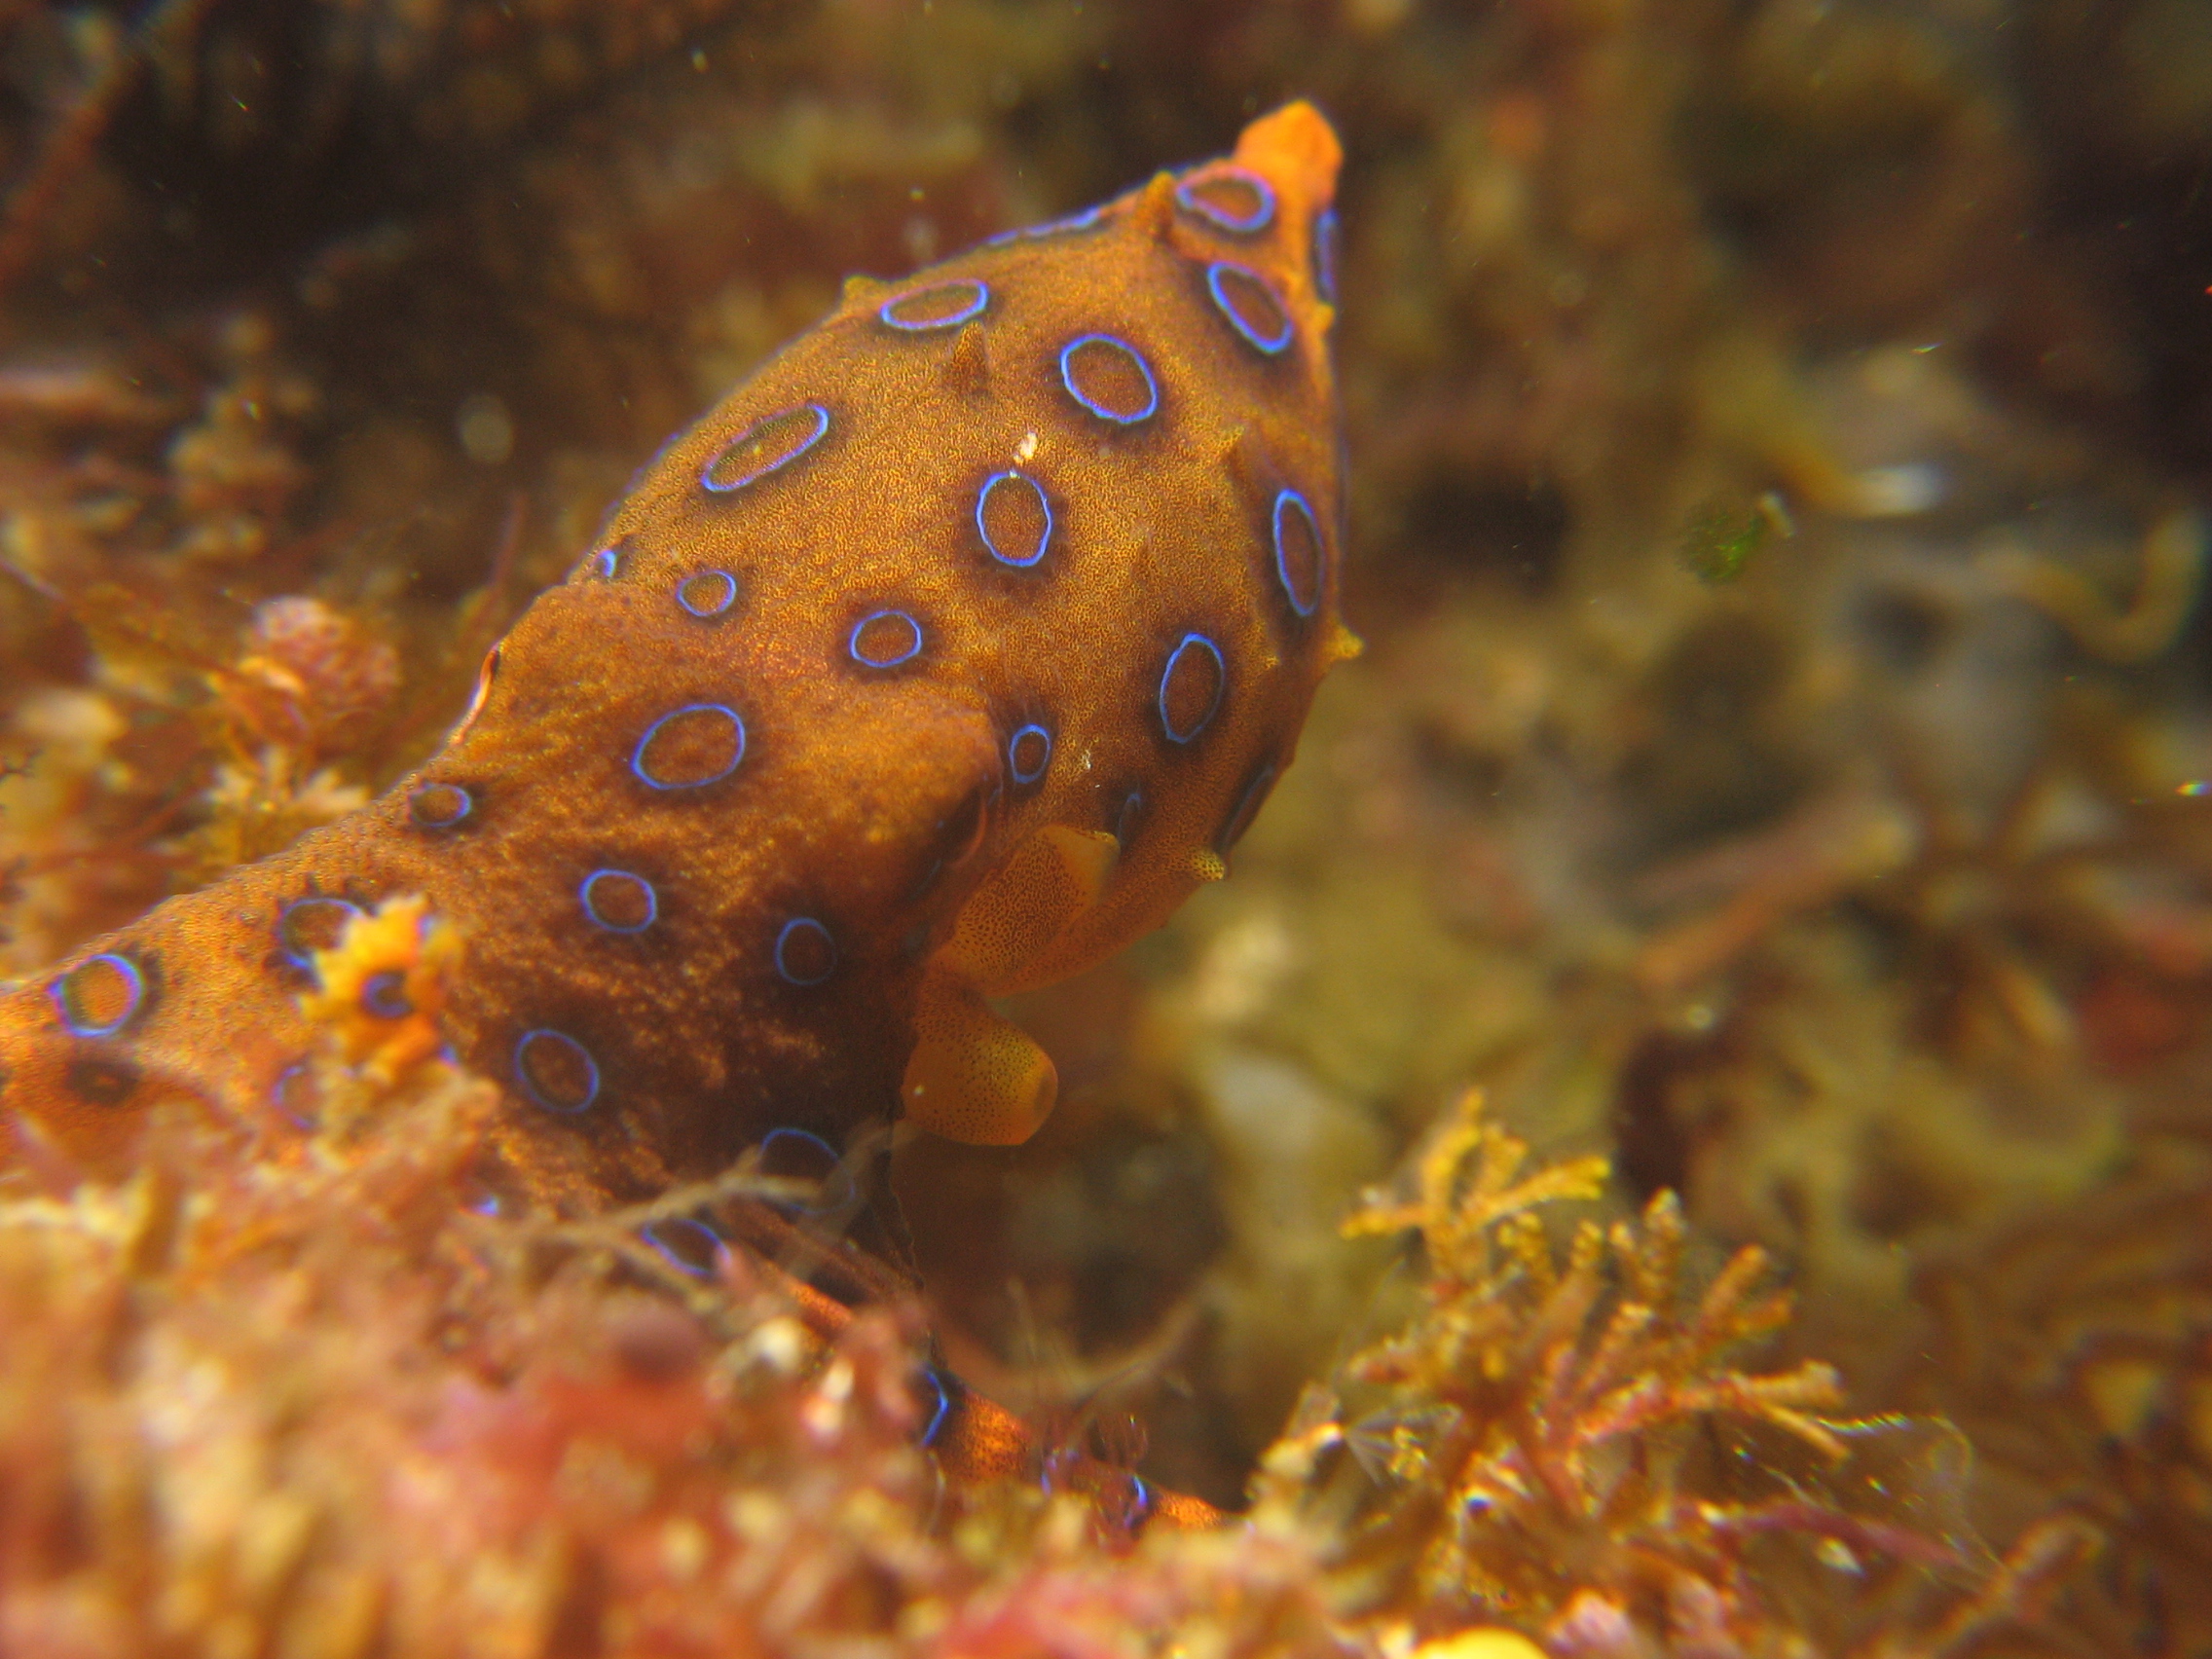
[2,0,2209,1653]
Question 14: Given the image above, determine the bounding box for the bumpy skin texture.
[0,105,1350,1210]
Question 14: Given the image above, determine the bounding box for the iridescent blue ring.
[848,609,924,669]
[579,868,658,934]
[409,781,473,830]
[1314,206,1340,306]
[1272,488,1323,617]
[760,1125,856,1212]
[514,1027,601,1114]
[360,971,413,1020]
[676,569,739,619]
[1217,762,1279,854]
[581,541,623,580]
[1114,789,1145,848]
[271,1062,317,1131]
[1158,633,1226,744]
[1127,1475,1157,1527]
[641,1217,725,1279]
[1058,334,1160,425]
[1174,166,1276,235]
[917,1367,954,1446]
[49,952,144,1039]
[775,917,837,986]
[1008,723,1052,786]
[630,703,746,790]
[983,203,1106,247]
[879,278,989,330]
[1205,261,1293,355]
[700,403,830,494]
[976,471,1053,569]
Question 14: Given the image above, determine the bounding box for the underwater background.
[0,0,2208,1652]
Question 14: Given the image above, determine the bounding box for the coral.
[0,1051,2094,1659]
[1254,1090,2092,1656]
[0,1020,1342,1656]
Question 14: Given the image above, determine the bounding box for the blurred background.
[0,0,2208,1644]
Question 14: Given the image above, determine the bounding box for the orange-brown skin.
[0,104,1351,1215]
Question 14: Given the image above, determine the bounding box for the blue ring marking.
[774,917,837,986]
[1314,206,1340,306]
[983,203,1106,247]
[1058,334,1160,425]
[1008,723,1052,786]
[271,1063,317,1131]
[848,609,924,669]
[676,569,739,619]
[360,972,413,1020]
[579,868,658,935]
[879,278,989,330]
[1127,1475,1156,1528]
[976,470,1053,569]
[1174,166,1276,234]
[1115,789,1145,848]
[1217,762,1279,855]
[1205,261,1293,355]
[409,781,472,830]
[1158,633,1227,744]
[276,896,363,969]
[50,952,144,1039]
[916,1368,954,1447]
[514,1028,601,1114]
[581,541,623,580]
[700,402,830,494]
[641,1217,725,1279]
[630,703,747,790]
[1272,489,1324,617]
[759,1125,856,1213]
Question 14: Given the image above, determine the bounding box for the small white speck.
[1014,430,1039,463]
[1851,462,1943,517]
[457,392,514,465]
[1080,749,1093,771]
